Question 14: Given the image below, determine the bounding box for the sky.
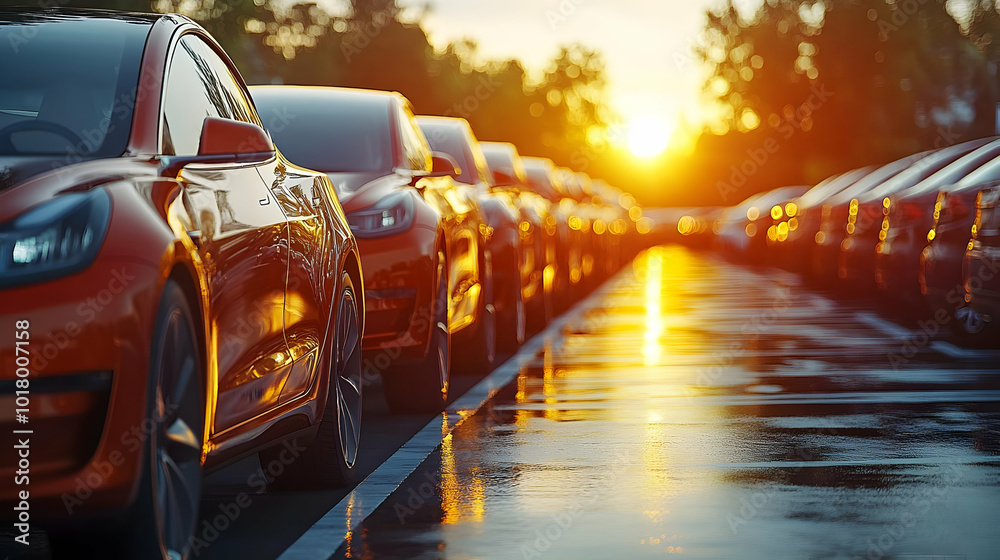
[397,0,729,146]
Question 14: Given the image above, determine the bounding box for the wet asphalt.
[328,245,1000,560]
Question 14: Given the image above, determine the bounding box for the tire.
[497,243,526,352]
[264,271,363,489]
[78,281,205,560]
[455,249,497,374]
[955,305,988,335]
[383,245,451,414]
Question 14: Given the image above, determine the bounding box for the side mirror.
[159,117,276,178]
[428,152,461,178]
[198,116,274,155]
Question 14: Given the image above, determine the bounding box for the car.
[521,156,576,310]
[251,86,494,411]
[919,160,1000,325]
[863,138,1000,301]
[714,186,809,257]
[555,167,598,293]
[810,154,938,282]
[961,185,1000,339]
[481,141,556,327]
[0,10,364,558]
[814,138,993,288]
[416,116,527,351]
[767,166,875,268]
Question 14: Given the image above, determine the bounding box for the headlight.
[346,191,415,239]
[0,189,111,288]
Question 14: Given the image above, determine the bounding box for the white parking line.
[277,275,624,560]
[854,311,915,340]
[856,310,1000,359]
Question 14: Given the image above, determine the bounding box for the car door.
[161,34,293,432]
[259,158,334,404]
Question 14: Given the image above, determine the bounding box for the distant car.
[555,167,598,291]
[869,138,1000,301]
[0,10,364,558]
[252,86,493,412]
[416,115,525,352]
[521,156,576,309]
[769,166,874,267]
[481,141,556,327]
[961,185,1000,338]
[714,186,809,256]
[811,154,938,282]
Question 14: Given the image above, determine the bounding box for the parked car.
[868,138,1000,302]
[556,168,600,291]
[921,168,1000,327]
[811,153,939,282]
[815,138,993,287]
[714,186,809,257]
[768,166,874,267]
[251,86,492,411]
[521,156,576,310]
[416,115,525,352]
[0,10,365,558]
[481,141,555,327]
[961,185,1000,338]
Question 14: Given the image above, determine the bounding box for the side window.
[161,35,258,155]
[398,104,430,172]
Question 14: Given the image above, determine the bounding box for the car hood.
[0,155,77,194]
[326,171,409,213]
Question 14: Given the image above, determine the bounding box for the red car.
[0,10,364,558]
[251,86,495,409]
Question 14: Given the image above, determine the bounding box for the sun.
[627,115,672,159]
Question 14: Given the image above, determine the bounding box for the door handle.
[259,196,270,206]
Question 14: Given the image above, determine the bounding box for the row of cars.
[681,136,1000,343]
[0,10,643,559]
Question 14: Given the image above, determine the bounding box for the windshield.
[253,88,392,178]
[0,14,149,157]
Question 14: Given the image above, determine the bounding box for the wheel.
[382,245,450,414]
[955,305,987,335]
[497,243,526,351]
[263,271,363,489]
[455,249,497,374]
[95,281,203,560]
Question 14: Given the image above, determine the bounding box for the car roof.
[0,7,161,24]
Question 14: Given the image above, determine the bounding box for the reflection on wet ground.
[336,246,1000,560]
